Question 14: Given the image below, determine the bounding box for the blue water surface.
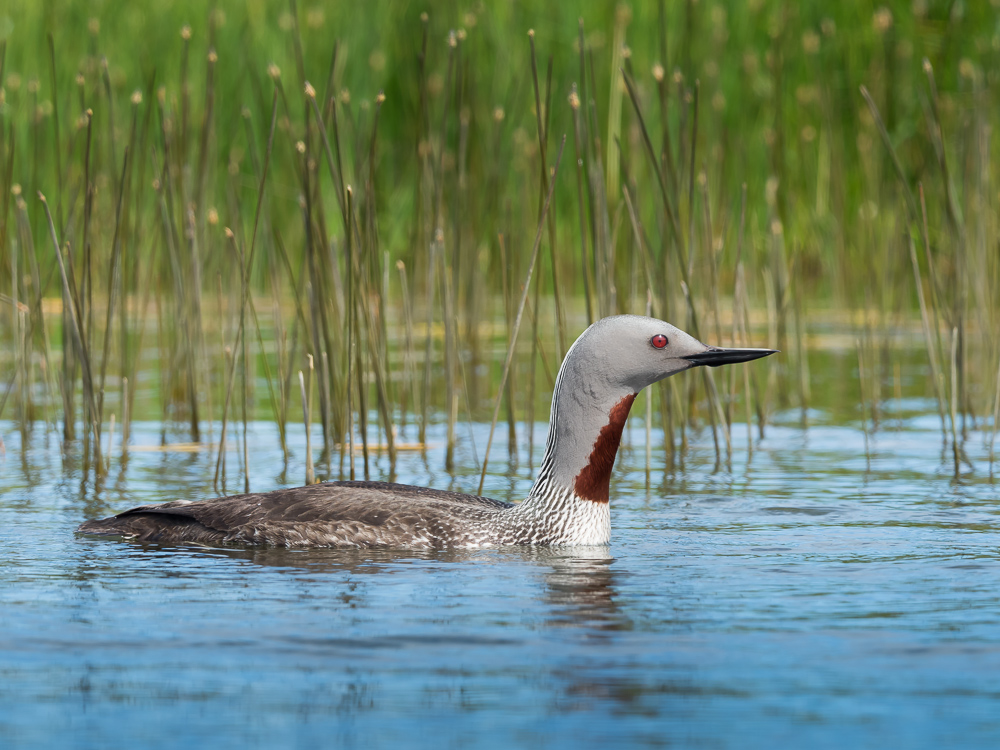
[1,409,999,749]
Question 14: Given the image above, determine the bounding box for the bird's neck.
[516,371,637,543]
[544,391,636,503]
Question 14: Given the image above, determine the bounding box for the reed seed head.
[304,81,317,99]
[765,176,779,206]
[858,200,878,220]
[306,9,325,28]
[873,8,893,33]
[652,64,665,82]
[181,25,192,40]
[207,49,218,64]
[797,81,820,103]
[131,90,142,105]
[268,63,281,80]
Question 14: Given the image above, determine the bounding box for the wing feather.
[77,481,513,548]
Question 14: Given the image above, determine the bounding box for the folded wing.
[77,481,513,548]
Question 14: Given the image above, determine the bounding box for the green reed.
[0,1,998,489]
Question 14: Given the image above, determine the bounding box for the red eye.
[651,334,668,349]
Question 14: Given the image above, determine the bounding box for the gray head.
[558,314,776,395]
[538,315,776,502]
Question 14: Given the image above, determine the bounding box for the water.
[2,395,1000,747]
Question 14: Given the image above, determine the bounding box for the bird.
[77,315,776,549]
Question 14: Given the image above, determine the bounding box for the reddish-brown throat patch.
[573,393,636,503]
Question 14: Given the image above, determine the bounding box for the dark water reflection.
[2,409,1000,748]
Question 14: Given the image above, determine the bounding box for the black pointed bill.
[682,346,778,368]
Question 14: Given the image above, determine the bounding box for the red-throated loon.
[77,315,775,548]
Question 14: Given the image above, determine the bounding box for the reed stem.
[478,137,567,496]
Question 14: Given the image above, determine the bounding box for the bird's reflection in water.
[496,546,628,632]
[120,541,629,632]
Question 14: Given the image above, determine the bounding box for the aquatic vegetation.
[0,1,997,486]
